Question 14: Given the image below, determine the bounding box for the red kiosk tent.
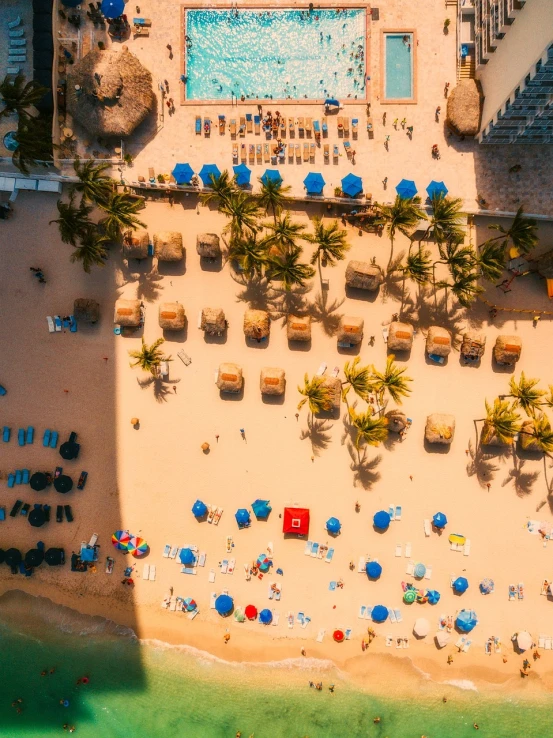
[282,507,310,536]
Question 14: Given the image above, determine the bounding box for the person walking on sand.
[240,428,246,440]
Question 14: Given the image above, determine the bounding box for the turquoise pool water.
[185,9,367,101]
[384,33,414,100]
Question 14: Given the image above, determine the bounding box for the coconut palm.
[263,212,306,255]
[370,356,412,408]
[0,73,47,119]
[297,374,332,417]
[71,158,114,205]
[70,228,110,273]
[486,206,538,255]
[199,170,236,208]
[375,195,424,269]
[228,233,268,280]
[437,270,483,308]
[541,386,553,410]
[348,407,389,454]
[220,191,261,243]
[398,246,432,313]
[307,217,350,270]
[257,176,291,222]
[129,338,172,376]
[505,372,545,416]
[420,195,466,246]
[49,196,93,246]
[266,245,315,291]
[520,414,553,456]
[341,356,372,404]
[479,398,521,446]
[11,114,55,174]
[476,240,506,282]
[435,237,476,278]
[98,192,146,239]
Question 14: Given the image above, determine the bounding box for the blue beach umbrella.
[259,608,273,624]
[455,609,478,633]
[304,172,325,195]
[191,500,208,518]
[432,512,447,529]
[371,605,388,623]
[453,576,469,594]
[179,548,196,565]
[215,594,233,616]
[261,169,282,187]
[480,578,494,594]
[251,499,271,519]
[396,179,418,199]
[341,173,363,198]
[373,510,391,531]
[235,508,251,527]
[414,563,426,579]
[101,0,125,19]
[426,180,448,199]
[427,590,441,605]
[326,517,341,534]
[199,164,221,187]
[172,163,194,185]
[366,561,382,579]
[324,98,340,108]
[233,163,251,186]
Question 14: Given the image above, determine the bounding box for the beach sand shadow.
[308,290,344,336]
[299,416,333,457]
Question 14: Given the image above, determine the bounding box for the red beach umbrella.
[333,629,345,643]
[245,604,258,620]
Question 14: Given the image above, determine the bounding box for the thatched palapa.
[66,48,155,138]
[446,79,481,137]
[337,316,364,345]
[158,302,185,331]
[287,314,311,342]
[426,326,452,357]
[201,308,226,335]
[493,335,522,365]
[461,331,486,360]
[388,321,414,352]
[196,233,221,259]
[260,367,286,396]
[114,298,141,326]
[425,413,455,445]
[74,298,100,324]
[217,362,243,393]
[386,409,408,433]
[153,232,184,262]
[345,260,383,291]
[244,309,270,341]
[122,229,150,260]
[320,376,341,411]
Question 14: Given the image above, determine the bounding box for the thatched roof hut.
[519,419,542,452]
[493,335,522,365]
[446,79,481,137]
[337,316,364,345]
[158,302,185,331]
[216,362,243,393]
[320,376,341,411]
[66,48,155,138]
[345,260,383,291]
[386,409,408,433]
[244,309,270,341]
[287,314,311,342]
[201,308,226,335]
[196,233,221,259]
[114,298,141,326]
[260,367,286,396]
[461,331,486,360]
[536,249,553,279]
[425,413,455,445]
[122,229,150,260]
[153,232,184,262]
[426,326,452,357]
[388,321,414,352]
[74,298,100,324]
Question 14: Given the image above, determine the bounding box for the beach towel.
[329,581,337,591]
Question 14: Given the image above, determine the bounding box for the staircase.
[458,54,476,79]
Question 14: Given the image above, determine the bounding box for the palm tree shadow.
[120,262,164,303]
[380,252,405,304]
[340,408,382,489]
[309,290,345,336]
[299,415,333,457]
[266,284,311,321]
[466,438,503,487]
[415,291,465,348]
[136,375,172,404]
[233,274,271,311]
[501,455,540,497]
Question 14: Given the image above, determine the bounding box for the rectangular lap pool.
[184,8,367,102]
[383,32,415,102]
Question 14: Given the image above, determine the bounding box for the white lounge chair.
[386,635,393,646]
[47,316,55,333]
[188,608,199,620]
[405,542,412,557]
[394,609,402,623]
[304,540,313,555]
[210,592,217,608]
[272,610,280,626]
[163,544,171,558]
[142,564,150,580]
[198,551,206,566]
[538,634,546,648]
[149,565,156,581]
[395,506,402,521]
[424,519,431,537]
[316,629,325,642]
[208,568,215,583]
[389,609,397,624]
[358,605,366,619]
[463,540,471,556]
[424,565,433,580]
[357,556,367,573]
[395,543,402,557]
[406,560,414,576]
[220,560,228,574]
[315,362,327,376]
[228,558,235,574]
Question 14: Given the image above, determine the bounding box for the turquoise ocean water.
[0,592,550,738]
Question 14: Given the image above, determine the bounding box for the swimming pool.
[383,33,414,101]
[184,9,367,102]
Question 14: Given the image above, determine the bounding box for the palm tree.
[486,206,538,255]
[307,217,350,270]
[348,407,389,457]
[476,240,506,282]
[199,170,236,208]
[420,195,466,246]
[257,176,291,223]
[479,398,521,446]
[98,193,146,240]
[70,228,110,273]
[398,246,432,313]
[266,245,315,291]
[228,233,268,280]
[541,386,553,410]
[370,356,412,408]
[12,114,55,174]
[220,191,261,244]
[375,195,424,269]
[49,196,93,246]
[262,212,306,255]
[341,356,372,404]
[297,374,333,418]
[435,237,476,278]
[519,413,553,456]
[437,270,483,308]
[129,338,172,376]
[0,73,47,119]
[504,372,545,416]
[71,158,114,204]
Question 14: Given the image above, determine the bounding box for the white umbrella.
[517,631,533,652]
[435,631,451,648]
[414,617,430,637]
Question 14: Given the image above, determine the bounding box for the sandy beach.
[2,190,553,699]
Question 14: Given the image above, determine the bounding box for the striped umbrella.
[127,537,148,557]
[112,531,131,550]
[183,597,197,612]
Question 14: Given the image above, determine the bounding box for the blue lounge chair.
[77,471,88,490]
[54,316,62,331]
[0,385,6,396]
[15,470,22,484]
[22,469,30,484]
[3,426,10,442]
[428,353,445,365]
[147,243,154,256]
[313,120,320,139]
[195,116,201,134]
[8,17,21,29]
[50,431,59,448]
[9,500,22,516]
[70,316,78,332]
[26,426,34,444]
[322,119,328,134]
[0,507,5,521]
[43,429,51,447]
[18,428,25,446]
[63,317,71,329]
[8,474,15,488]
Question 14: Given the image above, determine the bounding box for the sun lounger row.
[47,315,77,333]
[508,582,524,600]
[3,427,59,447]
[7,469,30,486]
[304,541,334,562]
[142,564,156,581]
[539,635,553,649]
[232,142,349,166]
[206,506,223,524]
[394,542,412,557]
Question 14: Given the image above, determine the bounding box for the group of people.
[30,266,46,283]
